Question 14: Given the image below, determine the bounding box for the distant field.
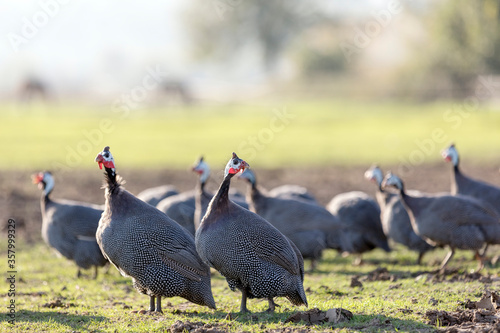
[1,99,500,171]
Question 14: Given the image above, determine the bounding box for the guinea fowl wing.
[138,211,209,281]
[241,209,301,276]
[434,196,500,226]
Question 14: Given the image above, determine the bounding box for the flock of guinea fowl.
[31,143,500,313]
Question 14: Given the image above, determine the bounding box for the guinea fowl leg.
[149,296,155,312]
[353,255,363,266]
[266,298,280,313]
[92,266,98,279]
[474,250,485,272]
[417,252,424,265]
[76,269,82,278]
[156,296,163,313]
[309,259,317,272]
[481,244,489,258]
[240,289,249,313]
[439,248,455,271]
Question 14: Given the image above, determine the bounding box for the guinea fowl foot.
[76,269,82,279]
[439,248,455,273]
[474,251,485,272]
[266,298,280,313]
[353,255,363,266]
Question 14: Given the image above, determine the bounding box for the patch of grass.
[1,240,499,332]
[1,99,500,171]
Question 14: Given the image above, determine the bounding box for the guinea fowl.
[32,171,107,278]
[192,156,248,230]
[137,185,178,207]
[238,168,340,270]
[156,190,196,235]
[195,153,308,313]
[442,143,500,215]
[364,165,434,264]
[326,191,391,265]
[94,146,215,312]
[382,172,500,270]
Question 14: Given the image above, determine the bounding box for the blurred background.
[1,0,500,170]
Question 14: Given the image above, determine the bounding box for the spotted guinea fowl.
[382,172,500,270]
[32,171,107,278]
[364,165,434,264]
[192,156,248,231]
[442,143,500,215]
[238,168,341,270]
[94,146,215,312]
[326,191,391,264]
[195,153,308,313]
[137,185,178,207]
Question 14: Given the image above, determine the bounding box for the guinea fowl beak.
[31,173,44,184]
[441,150,451,161]
[95,154,104,169]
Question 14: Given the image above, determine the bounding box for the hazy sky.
[0,0,401,98]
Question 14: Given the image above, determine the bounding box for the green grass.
[1,240,499,332]
[1,99,500,170]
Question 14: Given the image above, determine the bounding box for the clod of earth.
[350,276,363,288]
[427,291,500,331]
[42,299,74,308]
[168,320,227,333]
[364,267,396,282]
[284,308,353,325]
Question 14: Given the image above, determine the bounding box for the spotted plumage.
[195,153,307,313]
[95,146,215,312]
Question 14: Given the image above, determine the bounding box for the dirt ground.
[3,161,500,243]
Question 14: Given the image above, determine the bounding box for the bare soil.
[3,162,500,244]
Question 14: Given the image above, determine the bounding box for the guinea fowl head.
[224,152,249,178]
[441,143,459,166]
[192,156,210,184]
[31,171,54,194]
[364,165,383,186]
[238,168,256,186]
[382,172,404,192]
[95,146,115,171]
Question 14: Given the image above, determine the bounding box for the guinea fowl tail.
[288,282,308,307]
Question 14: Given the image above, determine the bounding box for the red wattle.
[228,167,237,174]
[98,162,103,169]
[103,161,115,169]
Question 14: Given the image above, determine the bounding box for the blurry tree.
[293,22,347,78]
[405,0,500,99]
[184,0,324,72]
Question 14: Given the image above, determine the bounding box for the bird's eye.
[104,152,109,158]
[233,160,239,166]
